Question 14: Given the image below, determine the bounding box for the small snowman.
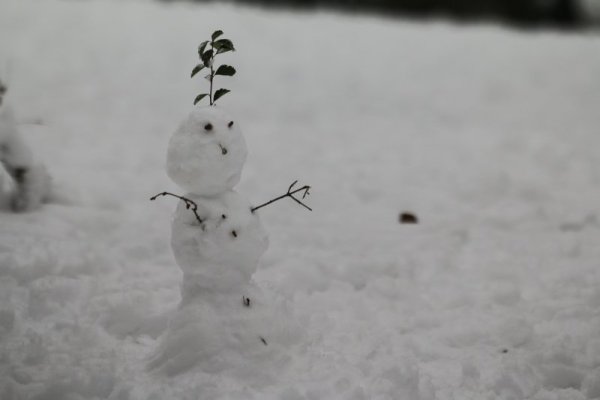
[0,80,52,211]
[148,31,310,377]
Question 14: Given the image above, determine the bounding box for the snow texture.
[1,0,600,399]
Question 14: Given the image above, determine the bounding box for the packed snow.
[166,106,247,196]
[170,190,269,293]
[1,0,600,399]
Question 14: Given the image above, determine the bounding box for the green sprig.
[193,30,236,106]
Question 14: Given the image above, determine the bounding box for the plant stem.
[209,43,215,105]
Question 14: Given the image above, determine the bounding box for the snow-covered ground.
[1,0,600,398]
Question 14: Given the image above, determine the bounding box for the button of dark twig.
[12,168,27,183]
[231,230,237,238]
[243,296,251,307]
[259,337,267,346]
[228,121,234,128]
[501,348,509,354]
[204,123,213,131]
[222,214,227,220]
[399,212,418,224]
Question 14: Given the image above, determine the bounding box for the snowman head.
[167,106,247,196]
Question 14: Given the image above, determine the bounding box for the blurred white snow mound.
[0,105,52,212]
[0,106,33,170]
[167,106,247,196]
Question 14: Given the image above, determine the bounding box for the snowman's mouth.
[218,143,228,155]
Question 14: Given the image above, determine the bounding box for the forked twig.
[150,192,204,225]
[251,180,312,213]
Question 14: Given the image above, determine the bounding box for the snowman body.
[149,107,299,377]
[171,190,268,300]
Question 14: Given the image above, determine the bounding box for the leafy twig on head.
[191,30,236,106]
[251,180,312,213]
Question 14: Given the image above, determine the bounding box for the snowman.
[164,105,268,299]
[148,95,309,377]
[0,80,52,211]
[148,32,310,377]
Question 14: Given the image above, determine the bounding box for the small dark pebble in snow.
[260,337,268,346]
[222,214,227,219]
[399,212,418,224]
[243,296,251,307]
[501,349,509,353]
[228,121,234,128]
[231,230,238,238]
[204,123,213,131]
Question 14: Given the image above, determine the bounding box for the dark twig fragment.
[251,180,312,213]
[243,296,251,307]
[150,192,204,225]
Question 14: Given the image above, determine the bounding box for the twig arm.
[251,180,312,213]
[150,191,205,225]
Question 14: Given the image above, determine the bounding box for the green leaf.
[215,65,236,76]
[211,30,224,41]
[213,39,235,54]
[191,64,205,78]
[193,93,208,105]
[198,41,209,57]
[201,49,213,67]
[213,88,230,102]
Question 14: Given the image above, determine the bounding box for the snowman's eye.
[228,121,234,128]
[204,123,213,132]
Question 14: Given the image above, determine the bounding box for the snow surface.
[1,0,600,398]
